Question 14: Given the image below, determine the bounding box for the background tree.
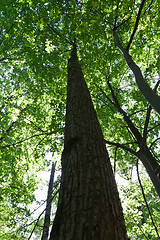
[41,162,56,240]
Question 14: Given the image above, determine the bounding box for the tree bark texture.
[49,45,128,240]
[41,162,56,240]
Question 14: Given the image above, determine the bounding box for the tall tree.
[49,43,128,239]
[0,0,159,238]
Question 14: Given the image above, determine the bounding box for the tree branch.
[107,79,142,143]
[47,24,74,46]
[29,135,49,157]
[114,0,135,30]
[0,107,27,143]
[28,190,59,240]
[128,108,147,117]
[94,81,142,142]
[25,117,47,133]
[93,82,115,106]
[93,93,116,114]
[113,30,160,115]
[114,147,118,175]
[154,79,160,92]
[0,22,16,46]
[0,130,58,149]
[148,123,160,133]
[0,133,46,149]
[15,179,60,226]
[104,139,138,156]
[126,0,146,50]
[149,137,160,150]
[136,160,160,238]
[116,15,132,29]
[143,0,155,15]
[142,105,152,145]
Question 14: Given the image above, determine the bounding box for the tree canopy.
[0,0,160,239]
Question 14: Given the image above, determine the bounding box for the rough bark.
[41,162,55,240]
[49,45,128,240]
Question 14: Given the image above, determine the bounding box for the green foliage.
[119,165,160,239]
[0,0,159,238]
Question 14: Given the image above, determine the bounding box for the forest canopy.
[0,0,160,239]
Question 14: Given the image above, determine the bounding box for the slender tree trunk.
[106,79,160,197]
[41,162,55,240]
[113,31,160,115]
[137,149,160,198]
[49,44,128,240]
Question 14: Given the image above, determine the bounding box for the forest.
[0,0,160,239]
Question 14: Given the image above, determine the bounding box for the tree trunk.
[137,148,160,198]
[113,31,160,116]
[41,162,55,240]
[49,44,128,240]
[106,78,160,198]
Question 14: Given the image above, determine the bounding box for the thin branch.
[0,6,26,47]
[114,147,118,175]
[93,82,115,106]
[0,107,27,143]
[0,132,50,149]
[94,79,143,144]
[136,160,160,238]
[0,49,24,63]
[115,0,135,30]
[149,137,160,150]
[0,22,16,46]
[93,82,139,141]
[29,135,49,157]
[25,118,47,133]
[126,0,146,50]
[0,188,59,238]
[47,24,73,46]
[115,15,132,29]
[28,190,59,240]
[107,80,121,108]
[113,2,120,29]
[15,180,60,227]
[78,0,113,27]
[107,79,142,143]
[93,93,116,114]
[136,223,150,240]
[150,149,160,163]
[0,133,46,149]
[154,79,160,92]
[0,57,8,62]
[143,0,155,15]
[128,108,147,117]
[148,123,160,133]
[0,127,64,149]
[126,126,138,142]
[104,139,138,156]
[142,105,152,144]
